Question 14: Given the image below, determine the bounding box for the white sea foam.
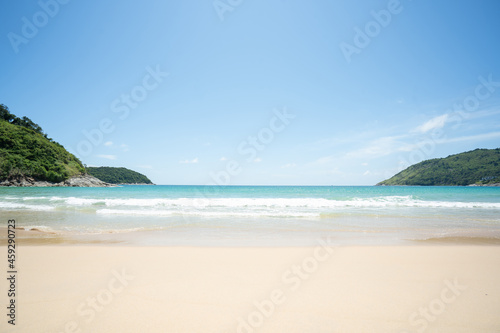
[4,196,500,216]
[49,196,500,209]
[0,202,54,211]
[22,196,50,200]
[97,209,175,216]
[96,208,318,218]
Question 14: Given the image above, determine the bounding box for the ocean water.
[1,185,500,245]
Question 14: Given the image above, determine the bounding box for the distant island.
[377,148,500,186]
[87,166,153,185]
[0,104,151,187]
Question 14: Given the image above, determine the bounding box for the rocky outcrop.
[0,174,116,187]
[61,174,116,187]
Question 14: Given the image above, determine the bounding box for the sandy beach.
[1,243,499,333]
[3,0,500,331]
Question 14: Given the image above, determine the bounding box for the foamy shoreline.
[2,186,500,245]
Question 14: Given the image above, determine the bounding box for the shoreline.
[1,245,499,332]
[2,226,500,247]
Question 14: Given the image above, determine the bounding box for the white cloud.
[327,168,342,175]
[310,155,335,166]
[281,163,296,168]
[180,158,199,164]
[120,144,129,152]
[436,131,500,144]
[254,158,262,163]
[104,141,113,147]
[220,157,227,161]
[415,114,449,133]
[344,135,411,159]
[467,108,500,119]
[97,154,117,160]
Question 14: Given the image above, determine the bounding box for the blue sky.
[1,0,500,185]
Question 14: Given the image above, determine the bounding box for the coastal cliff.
[377,148,500,186]
[0,104,114,187]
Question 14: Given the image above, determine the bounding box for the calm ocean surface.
[1,185,500,245]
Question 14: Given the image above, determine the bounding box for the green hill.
[0,104,85,182]
[87,167,153,184]
[377,148,500,186]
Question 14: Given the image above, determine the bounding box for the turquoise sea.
[1,185,500,245]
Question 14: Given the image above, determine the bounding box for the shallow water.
[1,185,499,245]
